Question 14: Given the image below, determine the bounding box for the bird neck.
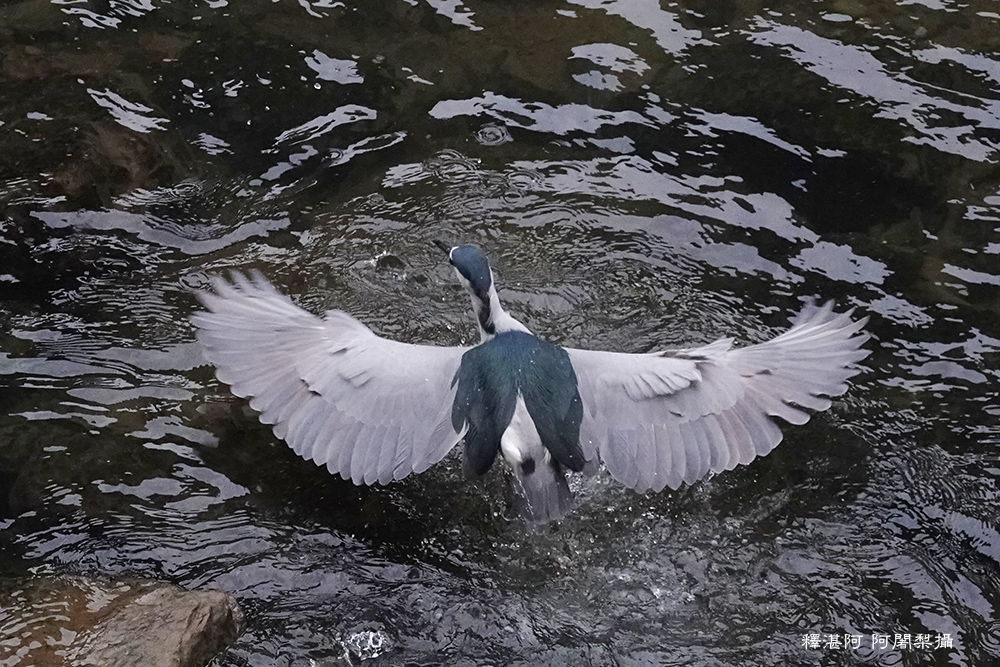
[472,287,530,342]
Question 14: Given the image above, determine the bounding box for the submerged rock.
[0,576,243,667]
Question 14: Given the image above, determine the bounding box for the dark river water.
[2,1,1000,665]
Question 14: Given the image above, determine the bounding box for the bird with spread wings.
[193,245,869,521]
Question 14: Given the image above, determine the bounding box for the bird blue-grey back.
[192,245,869,521]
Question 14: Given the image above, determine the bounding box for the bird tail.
[510,460,573,522]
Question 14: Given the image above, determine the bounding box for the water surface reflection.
[2,0,1000,665]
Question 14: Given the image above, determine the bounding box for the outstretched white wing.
[567,303,869,493]
[192,272,468,485]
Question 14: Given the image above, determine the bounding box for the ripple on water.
[974,619,1000,659]
[475,122,513,146]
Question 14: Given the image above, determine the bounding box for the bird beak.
[432,239,452,258]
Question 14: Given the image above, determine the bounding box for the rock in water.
[0,576,243,667]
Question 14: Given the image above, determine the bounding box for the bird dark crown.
[450,245,492,297]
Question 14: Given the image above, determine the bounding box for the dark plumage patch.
[477,303,496,335]
[451,331,585,476]
[449,245,492,302]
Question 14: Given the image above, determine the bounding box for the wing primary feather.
[380,425,409,485]
[369,422,398,483]
[682,415,708,484]
[309,408,343,465]
[328,419,363,479]
[656,421,682,491]
[639,421,658,494]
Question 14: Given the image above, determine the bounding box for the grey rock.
[0,576,243,667]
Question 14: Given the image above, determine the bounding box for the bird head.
[433,241,529,340]
[433,241,492,303]
[446,244,493,305]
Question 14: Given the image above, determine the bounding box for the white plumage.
[192,247,868,520]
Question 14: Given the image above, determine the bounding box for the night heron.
[193,244,868,521]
